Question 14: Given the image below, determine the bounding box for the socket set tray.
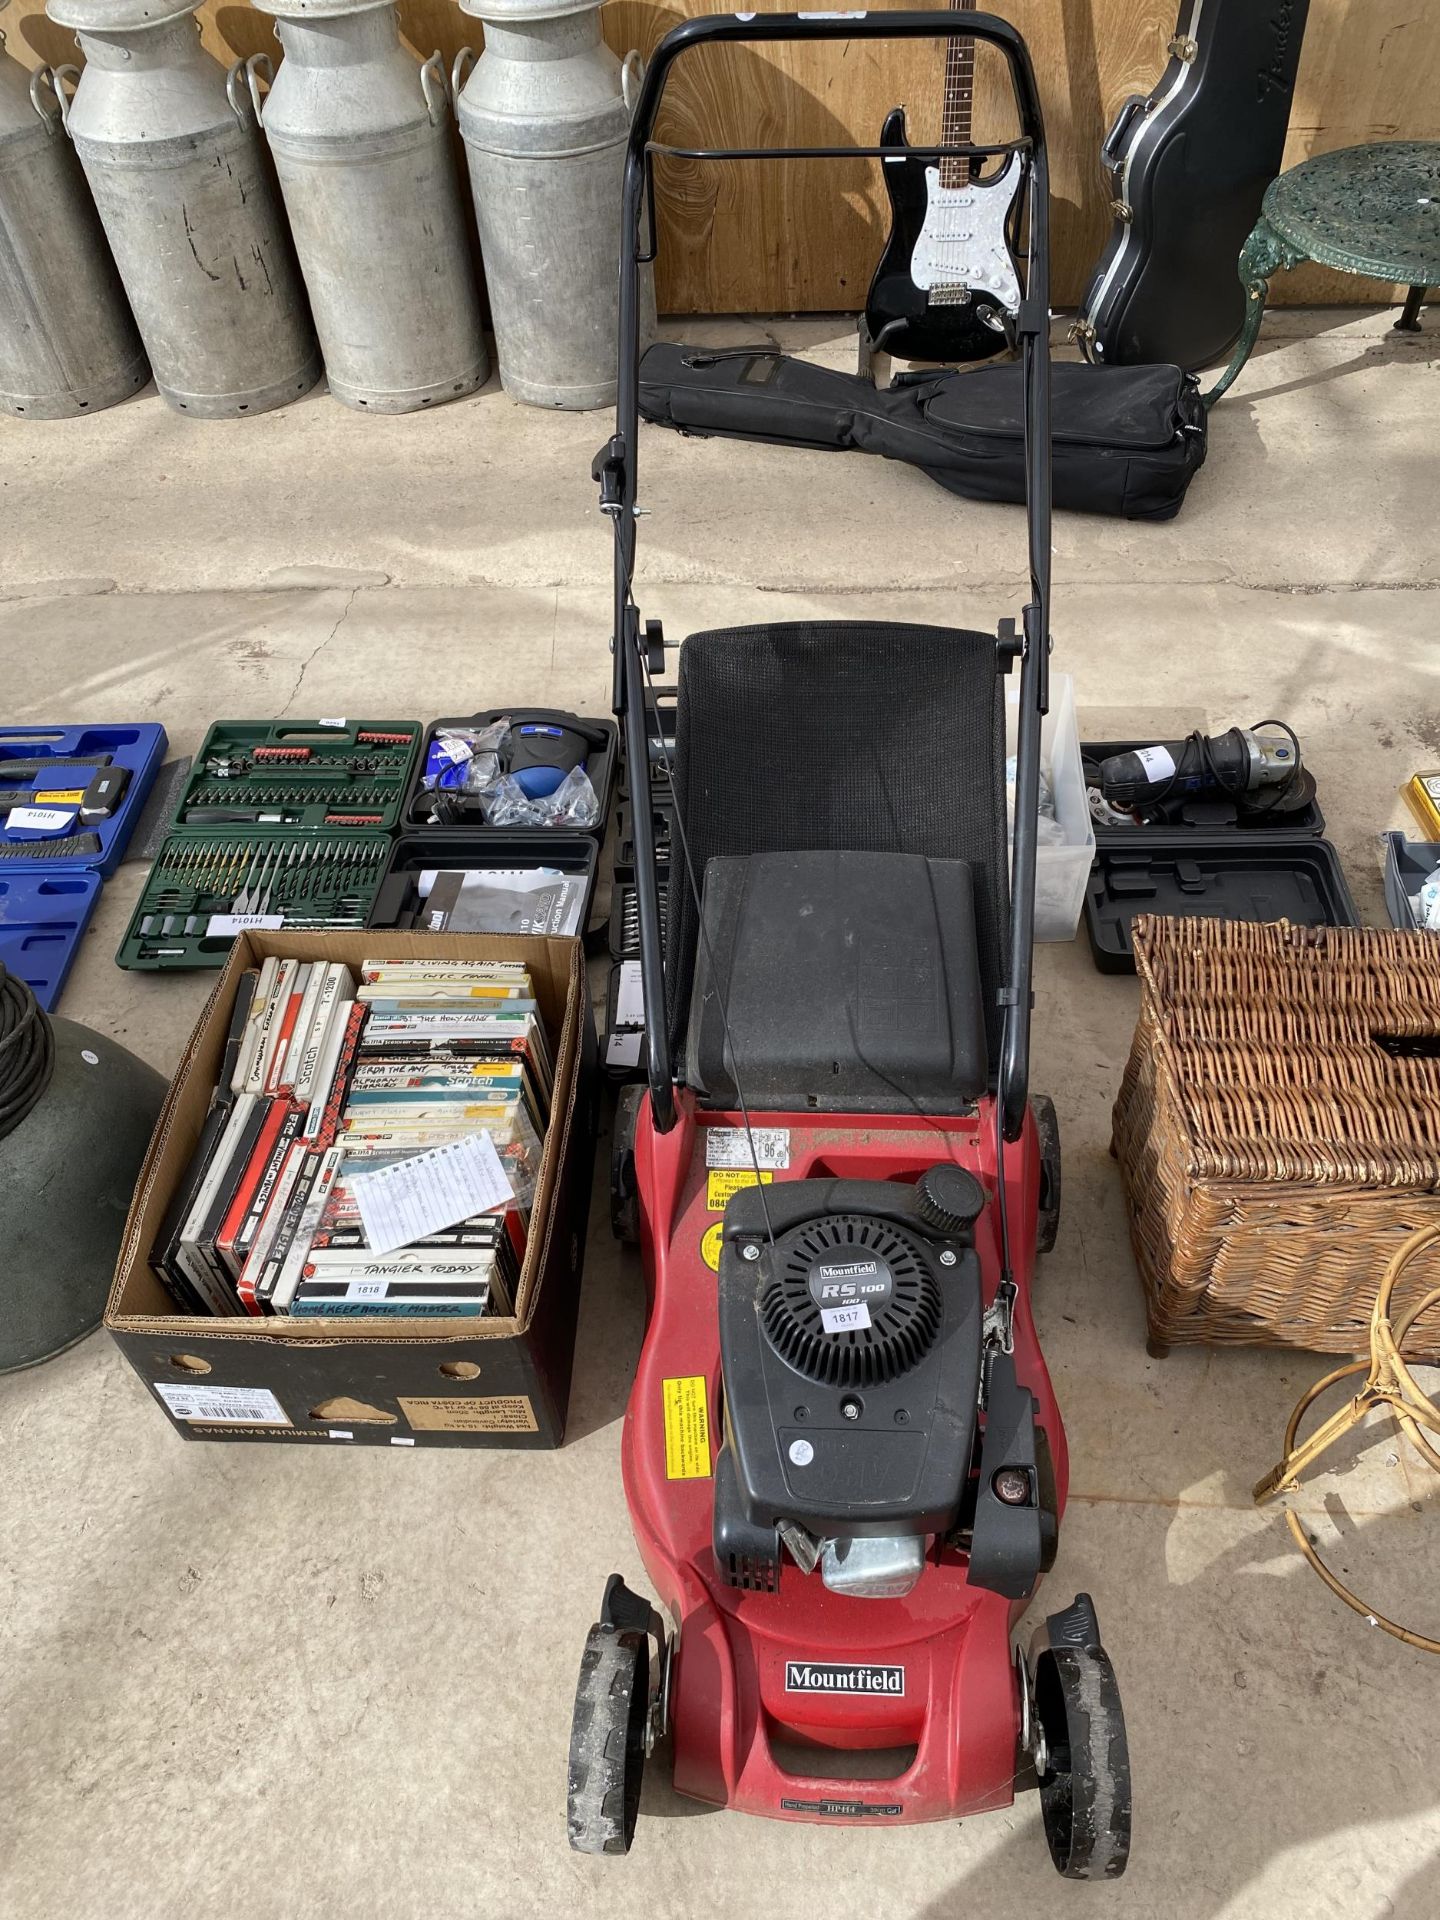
[116,829,393,971]
[173,719,422,833]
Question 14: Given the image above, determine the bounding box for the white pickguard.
[909,152,1023,314]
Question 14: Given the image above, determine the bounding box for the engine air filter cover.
[764,1215,943,1390]
[717,1178,985,1538]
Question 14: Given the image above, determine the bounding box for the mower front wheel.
[1028,1610,1131,1880]
[567,1618,649,1855]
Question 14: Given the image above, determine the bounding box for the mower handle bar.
[609,11,1052,1143]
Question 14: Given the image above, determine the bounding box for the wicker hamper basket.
[1112,917,1440,1356]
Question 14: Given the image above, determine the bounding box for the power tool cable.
[0,963,54,1143]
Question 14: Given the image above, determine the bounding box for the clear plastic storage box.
[1006,672,1093,942]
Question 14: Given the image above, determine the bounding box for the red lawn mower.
[569,11,1130,1878]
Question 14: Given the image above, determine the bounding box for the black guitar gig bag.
[639,344,1208,521]
[1077,0,1311,370]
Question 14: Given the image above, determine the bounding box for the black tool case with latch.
[401,710,618,839]
[367,829,600,933]
[1081,737,1354,972]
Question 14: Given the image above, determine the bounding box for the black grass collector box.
[105,930,598,1448]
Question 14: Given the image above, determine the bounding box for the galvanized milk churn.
[0,5,147,416]
[46,0,320,416]
[454,0,651,410]
[251,0,487,411]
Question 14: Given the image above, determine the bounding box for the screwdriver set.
[173,719,422,831]
[117,830,394,970]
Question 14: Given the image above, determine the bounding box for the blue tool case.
[0,870,103,1011]
[0,724,168,875]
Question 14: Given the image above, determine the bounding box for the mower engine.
[713,1167,1054,1602]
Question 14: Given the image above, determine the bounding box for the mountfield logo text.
[784,1662,905,1695]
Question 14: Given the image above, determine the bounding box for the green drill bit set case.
[117,721,422,971]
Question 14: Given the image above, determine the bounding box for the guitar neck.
[939,0,977,187]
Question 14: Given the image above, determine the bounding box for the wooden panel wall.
[5,0,1436,310]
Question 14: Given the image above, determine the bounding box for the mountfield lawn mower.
[569,11,1131,1878]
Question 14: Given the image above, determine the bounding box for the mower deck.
[621,1092,1062,1824]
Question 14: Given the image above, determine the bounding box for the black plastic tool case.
[368,830,601,933]
[1082,737,1353,971]
[608,878,670,962]
[604,875,675,1083]
[1086,840,1358,972]
[0,871,102,1010]
[401,710,617,838]
[117,827,394,971]
[615,796,676,876]
[604,722,675,1082]
[175,719,422,832]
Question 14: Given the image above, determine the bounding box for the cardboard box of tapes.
[105,931,597,1448]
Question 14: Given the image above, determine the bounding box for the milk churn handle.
[451,46,476,103]
[226,52,272,128]
[29,63,78,134]
[419,50,448,127]
[621,50,644,118]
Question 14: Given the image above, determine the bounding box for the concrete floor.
[2,309,1439,1919]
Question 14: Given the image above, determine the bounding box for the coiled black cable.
[0,963,54,1143]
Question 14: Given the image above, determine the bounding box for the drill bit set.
[174,720,422,830]
[118,831,395,969]
[118,720,422,971]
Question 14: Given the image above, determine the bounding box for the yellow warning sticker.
[707,1168,773,1212]
[662,1375,712,1480]
[700,1222,724,1271]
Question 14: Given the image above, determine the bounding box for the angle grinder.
[1088,722,1312,825]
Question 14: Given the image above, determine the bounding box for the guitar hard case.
[1077,0,1311,370]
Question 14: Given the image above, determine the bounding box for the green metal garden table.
[1204,140,1440,405]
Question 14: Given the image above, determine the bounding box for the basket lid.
[1129,916,1440,1189]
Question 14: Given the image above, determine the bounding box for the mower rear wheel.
[567,1620,649,1855]
[1031,1638,1131,1879]
[610,1085,643,1245]
[1033,1094,1061,1256]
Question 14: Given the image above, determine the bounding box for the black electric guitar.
[862,0,1025,363]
